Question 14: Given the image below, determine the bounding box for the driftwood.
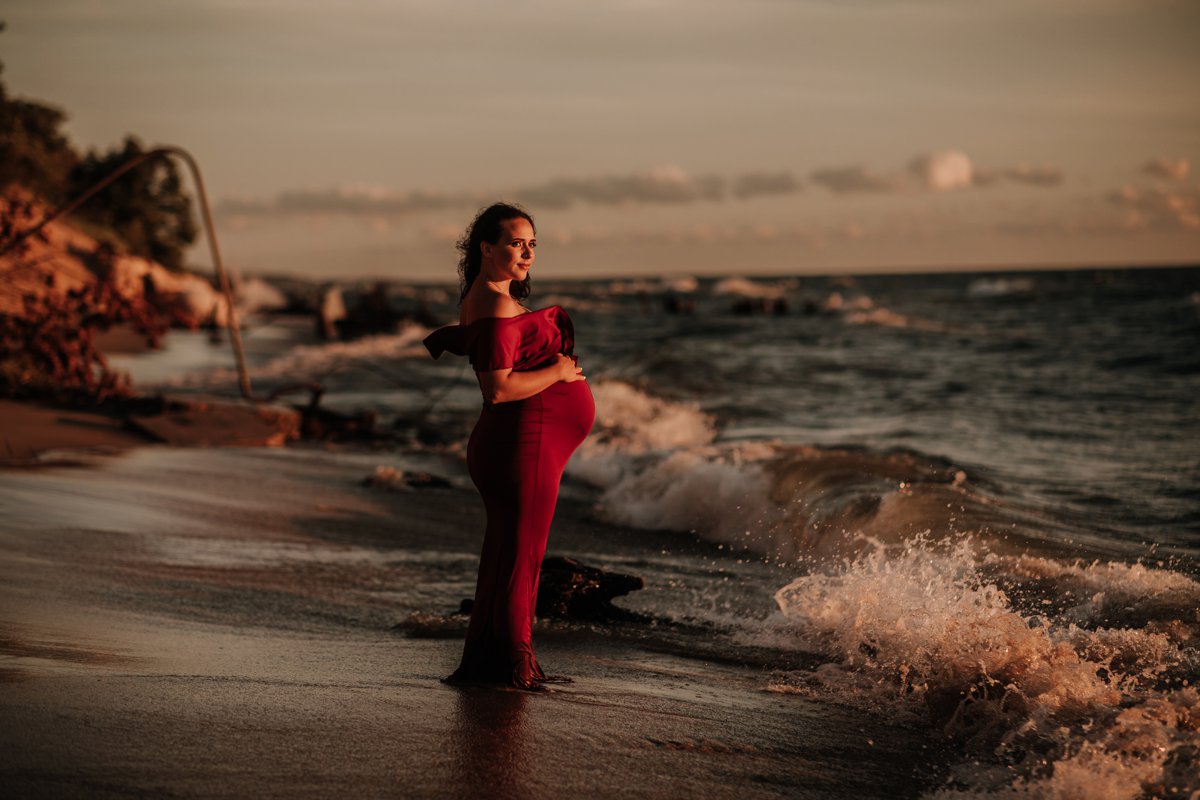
[124,395,300,447]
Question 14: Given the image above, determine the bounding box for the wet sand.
[0,445,946,798]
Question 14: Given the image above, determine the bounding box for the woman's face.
[481,217,536,282]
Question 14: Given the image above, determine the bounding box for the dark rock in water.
[390,412,462,448]
[731,297,789,316]
[315,281,443,342]
[536,556,645,620]
[413,423,449,447]
[268,384,383,442]
[362,466,452,491]
[457,556,645,622]
[662,294,695,315]
[300,386,375,440]
[392,612,468,639]
[402,471,452,489]
[300,404,378,441]
[336,282,399,340]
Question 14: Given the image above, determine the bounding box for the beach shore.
[0,440,945,798]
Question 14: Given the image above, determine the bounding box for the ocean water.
[132,265,1200,798]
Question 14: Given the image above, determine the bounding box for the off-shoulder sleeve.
[471,323,522,372]
[422,326,468,360]
[551,306,575,356]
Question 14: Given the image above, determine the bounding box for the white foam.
[967,277,1035,298]
[663,276,698,293]
[842,305,948,332]
[583,380,716,455]
[569,381,789,547]
[164,321,430,387]
[820,291,875,312]
[985,553,1200,627]
[590,447,777,544]
[569,379,715,487]
[571,382,989,559]
[236,277,289,313]
[816,291,948,332]
[712,276,794,300]
[770,538,1200,799]
[602,276,699,296]
[606,278,663,295]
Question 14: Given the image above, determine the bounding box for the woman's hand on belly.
[555,353,586,385]
[477,354,585,405]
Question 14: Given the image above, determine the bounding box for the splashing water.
[771,537,1200,799]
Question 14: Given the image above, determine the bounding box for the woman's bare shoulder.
[460,290,527,325]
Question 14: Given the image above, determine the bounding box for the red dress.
[423,305,596,687]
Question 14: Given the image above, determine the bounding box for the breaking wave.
[712,276,796,300]
[574,379,1200,797]
[818,291,948,332]
[161,322,430,388]
[768,538,1200,799]
[574,380,1019,561]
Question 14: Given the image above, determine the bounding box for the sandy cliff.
[0,186,230,327]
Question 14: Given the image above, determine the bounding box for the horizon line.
[214,259,1200,286]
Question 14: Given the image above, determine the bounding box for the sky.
[3,0,1199,281]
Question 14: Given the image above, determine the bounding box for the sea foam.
[571,380,782,548]
[162,322,430,388]
[573,379,994,559]
[770,538,1200,799]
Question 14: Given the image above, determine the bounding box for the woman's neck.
[481,278,512,296]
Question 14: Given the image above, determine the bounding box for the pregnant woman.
[423,202,595,691]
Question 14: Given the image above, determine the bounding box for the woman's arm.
[477,354,585,404]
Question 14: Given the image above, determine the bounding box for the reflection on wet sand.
[449,688,531,798]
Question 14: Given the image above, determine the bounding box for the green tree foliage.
[0,23,197,270]
[0,47,78,202]
[69,137,199,271]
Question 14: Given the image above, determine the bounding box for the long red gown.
[423,305,596,687]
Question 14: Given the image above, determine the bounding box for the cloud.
[220,165,805,219]
[1003,164,1065,187]
[217,185,462,217]
[418,218,818,249]
[970,166,1000,187]
[515,165,725,209]
[909,150,973,191]
[222,152,1072,224]
[1141,157,1191,182]
[519,167,803,206]
[1106,184,1200,230]
[811,152,1066,195]
[809,164,902,194]
[731,171,803,199]
[999,182,1200,238]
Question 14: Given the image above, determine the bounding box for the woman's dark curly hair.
[456,202,535,305]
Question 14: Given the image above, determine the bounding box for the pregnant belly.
[538,379,595,448]
[478,379,595,452]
